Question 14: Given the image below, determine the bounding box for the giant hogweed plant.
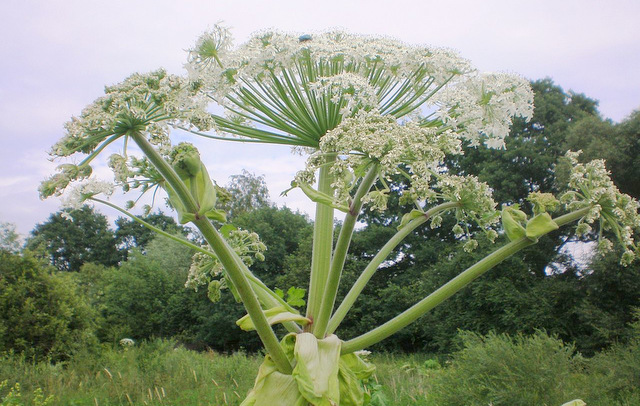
[41,26,639,405]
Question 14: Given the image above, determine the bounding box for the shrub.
[426,330,584,406]
[0,251,97,362]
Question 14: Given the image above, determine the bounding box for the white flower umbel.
[186,27,480,147]
[43,70,213,199]
[60,178,114,211]
[436,72,534,148]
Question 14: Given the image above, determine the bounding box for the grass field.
[2,332,639,406]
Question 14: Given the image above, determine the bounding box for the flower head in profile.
[561,151,640,265]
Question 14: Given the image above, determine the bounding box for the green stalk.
[340,206,592,354]
[306,155,336,333]
[313,165,379,337]
[130,132,293,373]
[327,201,460,334]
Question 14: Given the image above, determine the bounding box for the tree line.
[1,79,639,362]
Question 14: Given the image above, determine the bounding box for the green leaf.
[337,353,376,406]
[525,212,559,240]
[286,286,307,308]
[236,306,311,331]
[207,280,222,303]
[205,208,227,223]
[219,224,237,237]
[561,400,586,406]
[501,208,526,241]
[292,333,341,406]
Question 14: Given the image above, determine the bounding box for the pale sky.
[1,0,639,237]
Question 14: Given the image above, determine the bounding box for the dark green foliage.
[232,205,313,291]
[114,211,188,259]
[0,251,97,361]
[583,313,640,405]
[26,206,119,272]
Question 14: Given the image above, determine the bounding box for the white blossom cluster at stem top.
[294,109,462,210]
[187,27,473,100]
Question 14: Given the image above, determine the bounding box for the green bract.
[242,333,375,406]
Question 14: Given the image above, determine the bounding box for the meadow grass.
[0,340,436,405]
[2,333,639,405]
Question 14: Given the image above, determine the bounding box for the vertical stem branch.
[306,155,336,330]
[327,201,460,334]
[313,165,379,337]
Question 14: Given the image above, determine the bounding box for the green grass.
[2,332,640,405]
[1,339,261,405]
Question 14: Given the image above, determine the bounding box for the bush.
[581,314,640,405]
[0,251,97,362]
[426,330,585,406]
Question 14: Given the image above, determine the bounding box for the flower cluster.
[58,178,115,211]
[561,151,640,265]
[432,173,499,250]
[295,109,462,211]
[39,164,93,198]
[436,73,534,148]
[185,227,267,294]
[43,70,214,199]
[186,26,481,146]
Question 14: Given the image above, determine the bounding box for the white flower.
[561,151,640,265]
[60,179,114,210]
[436,72,534,148]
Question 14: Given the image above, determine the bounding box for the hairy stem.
[306,155,336,333]
[314,165,379,337]
[130,132,293,373]
[328,201,460,334]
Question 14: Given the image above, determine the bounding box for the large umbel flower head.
[40,69,213,199]
[186,26,533,149]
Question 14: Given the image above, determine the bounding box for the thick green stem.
[306,155,336,331]
[341,237,534,353]
[341,206,593,354]
[130,132,293,373]
[328,201,460,334]
[314,165,379,337]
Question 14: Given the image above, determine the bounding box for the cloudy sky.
[1,0,639,237]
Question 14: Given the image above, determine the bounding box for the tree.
[114,211,188,259]
[0,221,21,253]
[0,251,97,361]
[219,170,270,219]
[26,205,119,272]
